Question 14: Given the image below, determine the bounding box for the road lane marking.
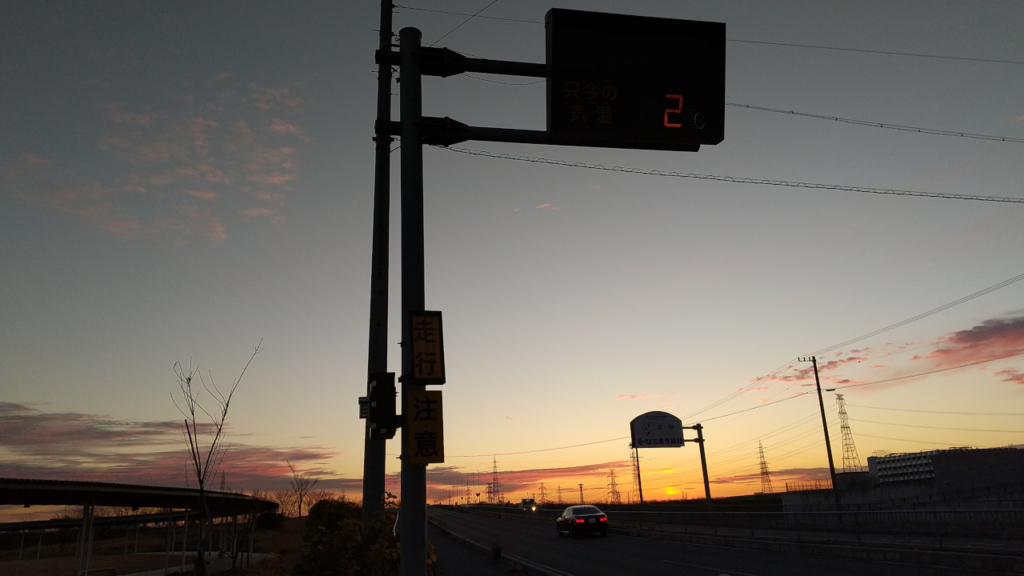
[662,559,762,576]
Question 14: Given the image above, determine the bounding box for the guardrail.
[450,504,1023,537]
[609,508,1024,537]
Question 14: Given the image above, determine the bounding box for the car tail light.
[599,516,607,522]
[575,518,585,524]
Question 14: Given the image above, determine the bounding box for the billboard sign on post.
[630,411,684,448]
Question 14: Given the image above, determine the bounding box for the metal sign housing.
[546,9,725,151]
[630,411,685,448]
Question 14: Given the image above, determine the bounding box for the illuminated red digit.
[664,94,683,128]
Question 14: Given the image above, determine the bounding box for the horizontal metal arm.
[377,118,700,152]
[377,47,545,78]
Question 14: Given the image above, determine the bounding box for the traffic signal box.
[368,372,397,440]
[546,9,725,151]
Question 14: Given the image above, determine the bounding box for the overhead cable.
[394,5,1024,65]
[853,419,1023,433]
[847,404,1022,417]
[726,103,1024,143]
[438,146,1024,204]
[810,272,1024,356]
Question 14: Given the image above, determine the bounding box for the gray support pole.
[180,509,189,573]
[363,0,394,531]
[633,444,644,506]
[37,529,43,559]
[77,508,88,576]
[399,26,427,576]
[82,504,95,576]
[165,511,172,574]
[696,424,712,506]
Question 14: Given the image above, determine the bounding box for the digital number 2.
[664,94,683,128]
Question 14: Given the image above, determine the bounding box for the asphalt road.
[428,508,1010,576]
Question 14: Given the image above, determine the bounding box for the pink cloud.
[157,205,226,242]
[253,190,285,203]
[758,355,867,384]
[0,402,335,491]
[184,189,217,201]
[250,86,301,112]
[995,368,1024,385]
[269,119,302,134]
[922,316,1024,367]
[240,207,273,217]
[247,171,295,185]
[184,117,218,157]
[19,152,51,165]
[616,394,650,401]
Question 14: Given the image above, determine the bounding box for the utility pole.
[578,484,584,504]
[362,0,393,530]
[798,355,839,509]
[398,26,427,576]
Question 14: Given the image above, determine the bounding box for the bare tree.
[172,341,262,576]
[272,490,296,518]
[304,488,335,511]
[288,461,319,518]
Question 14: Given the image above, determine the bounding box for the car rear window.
[574,506,602,515]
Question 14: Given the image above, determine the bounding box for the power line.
[853,419,1023,433]
[396,4,537,25]
[447,435,629,458]
[726,38,1024,66]
[425,0,500,47]
[393,5,1024,65]
[726,103,1024,144]
[701,392,812,422]
[839,351,1024,389]
[856,433,973,446]
[438,146,1024,205]
[810,272,1024,356]
[847,404,1022,417]
[682,358,799,421]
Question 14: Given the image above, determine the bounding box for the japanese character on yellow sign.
[410,311,445,384]
[405,390,444,465]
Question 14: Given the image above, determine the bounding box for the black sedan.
[556,505,608,537]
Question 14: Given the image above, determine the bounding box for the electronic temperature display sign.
[546,9,725,152]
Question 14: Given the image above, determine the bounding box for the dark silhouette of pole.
[399,27,427,576]
[800,355,839,509]
[362,0,393,530]
[695,423,712,506]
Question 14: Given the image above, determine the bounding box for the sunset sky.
[2,1,1022,518]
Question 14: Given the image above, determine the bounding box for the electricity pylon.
[607,469,622,504]
[836,394,864,472]
[758,441,773,494]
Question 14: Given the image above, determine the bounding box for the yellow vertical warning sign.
[410,311,445,384]
[405,390,444,465]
